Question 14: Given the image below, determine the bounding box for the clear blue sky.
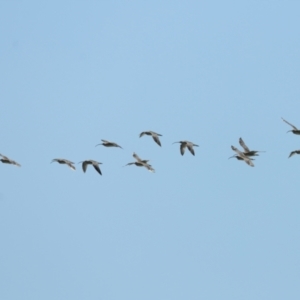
[1,1,300,299]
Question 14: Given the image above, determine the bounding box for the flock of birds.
[1,118,300,174]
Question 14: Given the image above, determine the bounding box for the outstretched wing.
[239,138,250,152]
[187,144,195,155]
[180,143,187,155]
[288,150,300,158]
[243,158,254,167]
[66,162,76,170]
[93,163,102,175]
[133,153,142,162]
[0,153,9,160]
[282,118,298,130]
[139,132,146,138]
[152,135,161,146]
[82,161,88,173]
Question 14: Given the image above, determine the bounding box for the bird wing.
[239,138,250,152]
[180,143,187,155]
[152,135,161,146]
[101,139,110,143]
[282,118,298,130]
[0,154,9,160]
[82,161,88,173]
[92,163,102,175]
[133,153,143,162]
[243,157,254,167]
[289,151,296,158]
[288,150,300,158]
[11,160,21,167]
[139,132,146,138]
[66,162,76,170]
[143,163,155,172]
[187,144,195,155]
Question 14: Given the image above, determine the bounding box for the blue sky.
[1,1,300,299]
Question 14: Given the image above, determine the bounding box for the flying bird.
[95,139,123,149]
[288,150,300,158]
[172,141,199,156]
[239,137,265,157]
[124,153,155,172]
[51,158,76,170]
[281,118,300,135]
[230,146,254,167]
[0,154,21,167]
[79,160,102,175]
[139,131,162,147]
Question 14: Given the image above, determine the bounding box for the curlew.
[239,137,265,157]
[0,154,21,167]
[230,146,254,167]
[95,139,123,149]
[139,131,162,147]
[281,118,300,135]
[288,150,300,158]
[172,141,199,156]
[124,153,155,172]
[51,158,76,170]
[79,160,102,175]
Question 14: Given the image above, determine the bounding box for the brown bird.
[230,146,254,167]
[139,131,162,147]
[95,139,123,149]
[51,158,76,170]
[124,153,155,172]
[79,160,102,175]
[172,141,199,156]
[0,154,21,167]
[282,118,300,135]
[239,137,265,157]
[288,150,300,158]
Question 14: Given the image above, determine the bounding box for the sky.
[1,1,300,299]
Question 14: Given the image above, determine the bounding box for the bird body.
[139,131,162,146]
[172,141,199,156]
[0,154,21,167]
[51,158,76,170]
[79,160,102,175]
[282,118,300,135]
[96,140,123,149]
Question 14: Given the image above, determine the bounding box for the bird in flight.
[172,140,199,156]
[95,139,123,149]
[79,160,102,175]
[281,118,300,135]
[124,153,155,172]
[51,158,76,170]
[139,131,162,147]
[0,154,21,167]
